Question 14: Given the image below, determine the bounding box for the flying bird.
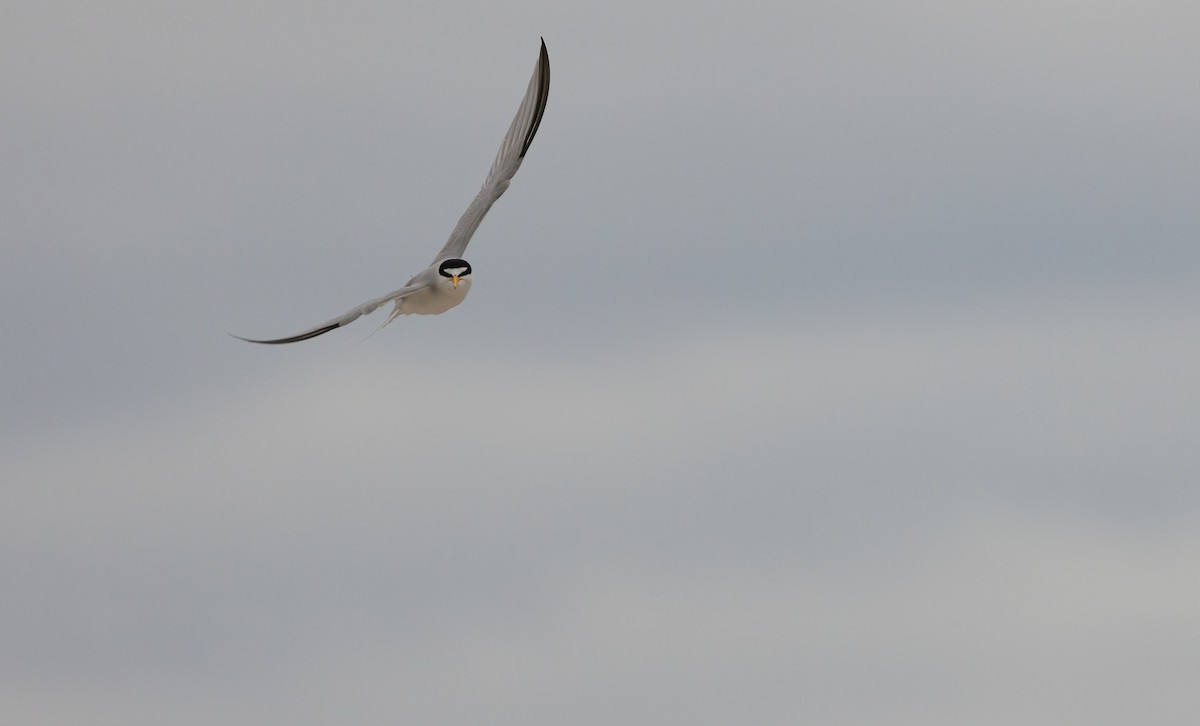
[233,39,550,344]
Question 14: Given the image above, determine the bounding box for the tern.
[234,39,549,344]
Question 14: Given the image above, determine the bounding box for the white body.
[392,273,471,317]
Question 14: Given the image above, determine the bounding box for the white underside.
[388,277,471,320]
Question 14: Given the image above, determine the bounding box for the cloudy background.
[3,1,1199,723]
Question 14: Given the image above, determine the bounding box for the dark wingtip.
[520,38,550,158]
[228,323,341,345]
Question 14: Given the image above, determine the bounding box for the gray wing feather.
[430,38,550,265]
[231,282,424,344]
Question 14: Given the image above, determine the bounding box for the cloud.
[3,2,1199,723]
[4,291,1199,723]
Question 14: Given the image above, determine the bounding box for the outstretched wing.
[231,282,424,344]
[429,38,550,265]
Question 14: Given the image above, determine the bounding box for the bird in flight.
[233,39,550,344]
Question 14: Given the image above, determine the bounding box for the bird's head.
[438,258,473,289]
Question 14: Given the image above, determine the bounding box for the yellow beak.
[451,275,460,288]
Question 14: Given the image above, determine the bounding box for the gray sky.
[3,1,1199,724]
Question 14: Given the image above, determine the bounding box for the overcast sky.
[3,1,1199,724]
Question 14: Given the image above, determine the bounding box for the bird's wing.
[231,282,425,344]
[429,38,550,265]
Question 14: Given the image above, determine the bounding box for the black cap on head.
[438,259,472,278]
